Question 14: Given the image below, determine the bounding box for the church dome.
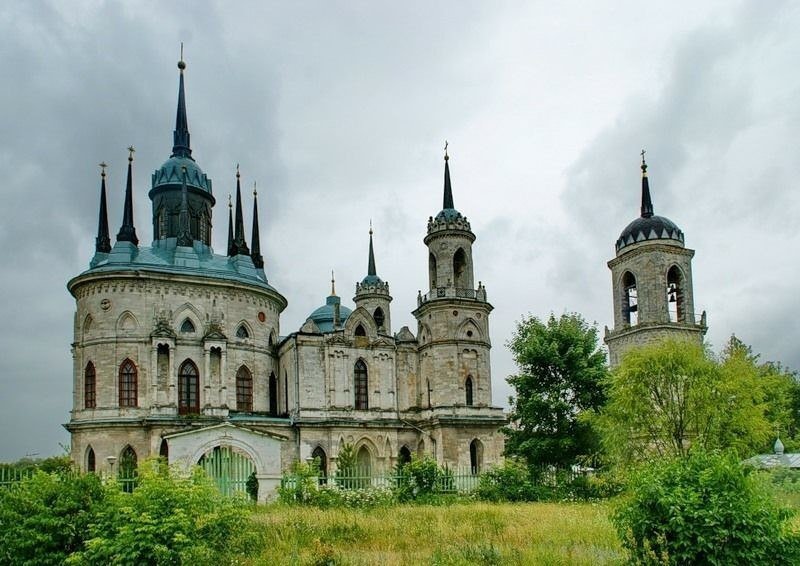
[151,155,212,193]
[360,274,383,286]
[308,295,352,333]
[616,214,684,252]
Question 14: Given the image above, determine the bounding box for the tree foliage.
[505,313,608,467]
[599,338,777,465]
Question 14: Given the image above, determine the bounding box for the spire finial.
[442,143,454,210]
[253,181,257,197]
[127,146,135,162]
[99,161,107,178]
[178,42,185,71]
[331,270,336,296]
[228,194,232,208]
[95,161,111,253]
[236,163,240,178]
[444,140,449,161]
[250,180,263,268]
[232,167,249,256]
[640,149,654,218]
[367,222,377,277]
[116,146,139,245]
[172,52,191,158]
[369,218,373,236]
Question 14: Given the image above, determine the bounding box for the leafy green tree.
[505,313,608,467]
[599,339,772,465]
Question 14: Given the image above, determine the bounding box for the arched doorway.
[178,359,199,414]
[398,446,412,467]
[119,445,138,492]
[312,446,328,483]
[469,439,483,475]
[197,445,256,497]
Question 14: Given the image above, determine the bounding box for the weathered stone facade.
[65,61,505,499]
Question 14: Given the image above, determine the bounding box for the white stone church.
[66,58,506,499]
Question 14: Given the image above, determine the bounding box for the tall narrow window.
[236,366,253,412]
[373,307,385,330]
[469,439,482,474]
[667,266,685,323]
[312,446,328,483]
[119,359,138,408]
[119,446,138,493]
[427,379,432,408]
[87,446,96,473]
[453,248,467,288]
[399,446,412,466]
[157,344,170,390]
[159,439,169,460]
[284,372,289,415]
[178,359,199,414]
[429,253,437,288]
[354,359,369,410]
[622,271,638,325]
[465,376,474,406]
[84,362,96,409]
[268,372,278,416]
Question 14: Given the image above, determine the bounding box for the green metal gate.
[198,445,255,497]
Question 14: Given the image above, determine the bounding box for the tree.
[599,339,772,465]
[505,313,608,467]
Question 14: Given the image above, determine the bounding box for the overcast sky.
[1,0,798,461]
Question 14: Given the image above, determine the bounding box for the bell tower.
[354,223,392,334]
[605,152,707,366]
[413,147,493,410]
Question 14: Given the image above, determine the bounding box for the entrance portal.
[198,445,256,497]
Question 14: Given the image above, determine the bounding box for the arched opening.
[373,307,385,330]
[236,366,253,412]
[355,323,366,337]
[118,359,138,408]
[284,372,289,415]
[82,315,93,341]
[236,324,249,339]
[180,318,195,334]
[86,446,96,473]
[84,362,96,409]
[159,439,169,461]
[469,439,483,475]
[156,343,170,391]
[453,248,467,288]
[429,252,437,289]
[398,446,412,466]
[268,372,278,416]
[119,445,138,492]
[356,445,372,479]
[197,445,256,497]
[622,271,638,325]
[667,265,685,323]
[178,359,200,414]
[354,359,369,410]
[465,376,474,406]
[312,446,328,483]
[427,379,432,408]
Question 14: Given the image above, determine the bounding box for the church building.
[66,58,506,499]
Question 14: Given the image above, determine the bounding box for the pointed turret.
[232,166,249,256]
[116,147,139,245]
[355,223,391,332]
[172,50,192,159]
[177,166,192,246]
[251,182,264,269]
[640,149,653,218]
[227,195,235,257]
[95,162,111,253]
[443,143,454,210]
[367,222,376,277]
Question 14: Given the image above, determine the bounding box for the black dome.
[616,215,684,252]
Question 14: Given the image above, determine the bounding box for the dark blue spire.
[251,182,264,269]
[640,149,654,218]
[227,195,235,257]
[95,162,111,253]
[116,147,139,245]
[171,53,192,159]
[443,147,454,210]
[232,167,249,256]
[367,223,376,277]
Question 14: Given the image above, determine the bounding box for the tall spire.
[226,195,235,256]
[232,165,249,256]
[116,146,139,245]
[443,141,454,210]
[331,270,336,296]
[640,149,654,218]
[171,44,192,159]
[177,166,192,246]
[367,221,377,277]
[95,162,111,253]
[251,182,264,268]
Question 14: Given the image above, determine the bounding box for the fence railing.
[0,467,35,488]
[282,465,482,493]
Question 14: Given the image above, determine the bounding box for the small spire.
[116,146,139,245]
[443,141,454,210]
[226,194,235,257]
[172,45,192,159]
[177,165,192,246]
[331,270,336,296]
[232,166,249,256]
[95,162,111,253]
[251,181,264,269]
[640,149,654,218]
[367,222,377,277]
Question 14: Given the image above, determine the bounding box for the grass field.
[237,501,625,565]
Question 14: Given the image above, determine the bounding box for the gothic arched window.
[268,372,278,416]
[398,446,412,466]
[429,252,437,288]
[86,446,96,473]
[622,271,638,325]
[180,318,195,333]
[159,439,169,460]
[373,307,385,330]
[119,445,138,493]
[119,359,138,408]
[178,359,199,414]
[84,362,96,409]
[236,366,253,412]
[465,376,474,406]
[236,324,250,339]
[355,324,366,337]
[312,446,328,483]
[469,439,483,474]
[667,265,685,323]
[354,359,368,410]
[453,248,467,288]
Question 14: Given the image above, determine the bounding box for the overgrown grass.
[233,501,624,565]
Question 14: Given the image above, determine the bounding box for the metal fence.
[281,465,482,493]
[0,467,35,488]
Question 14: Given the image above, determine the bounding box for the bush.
[0,470,105,566]
[68,459,247,565]
[475,458,545,502]
[613,450,799,565]
[395,457,442,501]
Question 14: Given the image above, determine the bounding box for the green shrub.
[0,470,105,566]
[69,459,247,565]
[475,458,544,502]
[396,457,441,501]
[613,450,799,565]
